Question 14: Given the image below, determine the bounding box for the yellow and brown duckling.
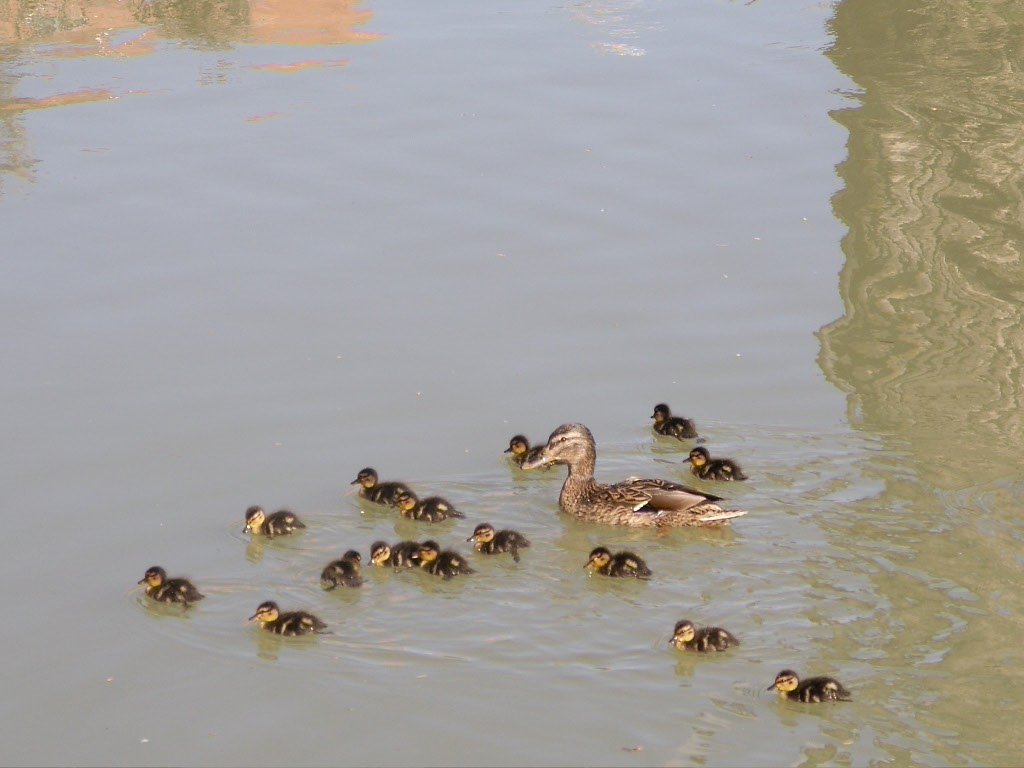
[467,522,530,562]
[320,549,363,589]
[768,670,852,703]
[417,539,475,578]
[137,566,204,606]
[243,505,306,537]
[351,467,413,506]
[670,620,739,652]
[521,423,746,526]
[504,435,548,469]
[369,539,422,568]
[584,546,652,579]
[651,403,698,440]
[395,489,465,522]
[248,600,329,636]
[687,447,747,481]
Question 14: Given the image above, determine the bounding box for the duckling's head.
[468,523,496,544]
[243,505,265,533]
[687,447,710,467]
[522,423,596,470]
[418,540,441,565]
[395,490,419,513]
[138,566,167,587]
[369,541,391,565]
[652,403,671,423]
[342,549,362,563]
[352,467,379,489]
[768,670,800,694]
[671,620,696,646]
[248,601,280,624]
[505,435,529,456]
[585,546,613,570]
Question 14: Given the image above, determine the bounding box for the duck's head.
[249,600,280,624]
[243,506,265,533]
[369,541,391,566]
[652,403,672,423]
[467,522,496,544]
[670,619,696,647]
[342,549,362,564]
[585,546,613,570]
[352,468,378,489]
[521,423,596,470]
[138,566,167,587]
[768,670,800,694]
[418,540,441,565]
[505,435,529,456]
[687,447,710,467]
[395,490,419,514]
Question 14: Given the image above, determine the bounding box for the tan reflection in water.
[818,0,1024,486]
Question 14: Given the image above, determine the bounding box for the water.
[2,0,1022,765]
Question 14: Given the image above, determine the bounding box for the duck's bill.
[766,683,778,691]
[502,447,513,454]
[137,578,147,585]
[247,613,260,622]
[349,478,360,485]
[520,453,552,470]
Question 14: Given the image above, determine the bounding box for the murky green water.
[2,0,1022,765]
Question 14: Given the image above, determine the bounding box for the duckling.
[248,600,329,636]
[520,423,746,527]
[320,549,363,589]
[350,467,413,506]
[243,505,306,537]
[137,566,205,606]
[369,539,422,568]
[686,447,747,481]
[584,546,652,579]
[395,489,465,522]
[504,435,548,469]
[417,539,475,578]
[651,403,698,440]
[467,522,530,562]
[669,619,739,652]
[768,669,851,703]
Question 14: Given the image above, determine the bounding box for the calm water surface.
[2,0,1022,765]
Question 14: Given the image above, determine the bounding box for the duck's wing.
[618,477,723,512]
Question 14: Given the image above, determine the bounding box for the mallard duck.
[651,403,698,440]
[504,435,548,469]
[351,467,412,506]
[687,447,747,481]
[137,566,204,606]
[417,539,475,578]
[584,546,652,578]
[248,600,329,636]
[395,489,465,522]
[670,619,739,652]
[768,670,851,702]
[520,423,747,526]
[320,550,363,589]
[369,540,421,568]
[243,506,306,537]
[467,522,530,562]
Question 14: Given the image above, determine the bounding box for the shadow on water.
[818,1,1024,763]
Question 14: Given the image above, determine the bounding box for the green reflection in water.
[819,1,1024,764]
[127,0,251,48]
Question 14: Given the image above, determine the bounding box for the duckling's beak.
[466,535,476,542]
[502,446,513,454]
[349,478,360,485]
[247,612,260,622]
[137,577,147,585]
[767,683,778,691]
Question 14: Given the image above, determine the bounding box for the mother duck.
[521,423,746,527]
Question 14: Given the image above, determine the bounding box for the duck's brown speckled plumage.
[670,620,739,652]
[370,540,421,568]
[417,540,475,578]
[351,467,412,507]
[768,670,851,703]
[585,547,652,579]
[467,523,530,562]
[243,506,306,537]
[395,490,465,522]
[320,550,363,589]
[521,423,746,527]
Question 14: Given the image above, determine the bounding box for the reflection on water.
[0,0,378,190]
[819,1,1024,763]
